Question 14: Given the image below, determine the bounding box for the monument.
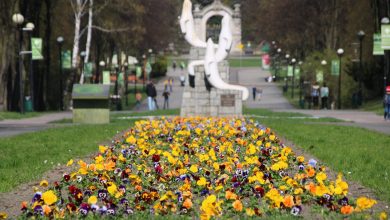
[180,0,248,117]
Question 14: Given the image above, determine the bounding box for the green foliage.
[301,50,359,108]
[151,56,168,78]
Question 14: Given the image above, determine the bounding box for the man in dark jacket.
[146,81,157,110]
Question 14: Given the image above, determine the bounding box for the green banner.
[294,67,300,79]
[84,62,93,77]
[381,25,390,49]
[103,71,110,85]
[373,33,385,55]
[136,66,142,78]
[331,60,340,76]
[118,72,124,86]
[287,65,293,77]
[31,38,43,60]
[316,70,324,83]
[62,50,71,69]
[145,62,152,75]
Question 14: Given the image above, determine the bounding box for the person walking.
[172,61,177,72]
[256,87,263,101]
[146,81,157,110]
[162,89,170,109]
[384,86,390,120]
[135,92,142,110]
[320,83,329,109]
[311,82,320,109]
[252,87,257,101]
[169,77,174,92]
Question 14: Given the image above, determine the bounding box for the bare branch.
[91,25,131,33]
[94,0,109,15]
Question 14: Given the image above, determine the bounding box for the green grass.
[257,117,390,203]
[0,111,43,121]
[228,58,262,67]
[0,121,134,192]
[243,107,308,118]
[361,98,384,116]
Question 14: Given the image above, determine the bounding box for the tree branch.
[91,25,131,33]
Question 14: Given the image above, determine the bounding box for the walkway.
[0,112,71,137]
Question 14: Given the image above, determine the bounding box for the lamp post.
[382,17,389,97]
[337,48,344,109]
[276,48,281,81]
[80,51,86,83]
[298,61,304,107]
[57,36,64,110]
[142,54,146,90]
[123,62,129,106]
[291,58,296,99]
[99,61,105,84]
[284,54,290,93]
[114,64,120,110]
[13,13,25,114]
[357,30,365,106]
[25,22,35,112]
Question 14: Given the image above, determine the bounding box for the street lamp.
[99,60,105,84]
[382,17,390,96]
[357,30,365,106]
[337,48,344,109]
[284,54,290,92]
[291,58,296,99]
[142,54,146,90]
[13,13,25,114]
[275,48,282,80]
[24,22,35,112]
[298,61,304,107]
[57,36,64,110]
[80,51,86,83]
[123,62,129,106]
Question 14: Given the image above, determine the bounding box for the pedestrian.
[180,75,186,86]
[162,89,170,109]
[169,77,174,92]
[164,79,169,91]
[256,87,263,101]
[384,86,390,120]
[172,61,177,72]
[146,81,157,110]
[311,82,320,109]
[320,83,329,109]
[252,87,257,101]
[180,61,186,71]
[135,92,142,110]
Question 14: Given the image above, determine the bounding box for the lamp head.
[99,61,105,67]
[291,58,296,64]
[57,36,64,43]
[357,30,365,40]
[80,51,86,57]
[285,54,290,59]
[277,48,281,53]
[12,13,24,25]
[382,17,390,24]
[25,22,35,30]
[321,60,327,65]
[337,48,344,56]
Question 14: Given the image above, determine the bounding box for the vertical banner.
[62,50,72,69]
[373,33,385,55]
[136,66,142,78]
[287,65,293,77]
[316,70,324,83]
[112,54,118,67]
[331,60,340,76]
[262,54,270,70]
[102,71,110,85]
[381,24,390,49]
[145,62,152,77]
[294,67,300,79]
[31,38,44,60]
[84,62,93,77]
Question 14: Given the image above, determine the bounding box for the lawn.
[228,57,262,67]
[0,111,43,121]
[361,98,384,116]
[248,112,390,203]
[0,121,134,192]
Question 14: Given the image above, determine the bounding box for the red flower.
[155,165,163,174]
[152,154,160,162]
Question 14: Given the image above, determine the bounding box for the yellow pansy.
[189,164,198,173]
[88,196,97,204]
[42,190,58,205]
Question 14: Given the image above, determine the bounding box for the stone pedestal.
[180,48,243,117]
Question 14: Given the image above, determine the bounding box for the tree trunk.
[80,0,93,84]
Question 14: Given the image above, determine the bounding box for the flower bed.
[17,117,380,219]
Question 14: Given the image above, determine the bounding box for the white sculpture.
[205,39,249,100]
[180,0,249,101]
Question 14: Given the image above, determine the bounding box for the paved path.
[0,112,72,137]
